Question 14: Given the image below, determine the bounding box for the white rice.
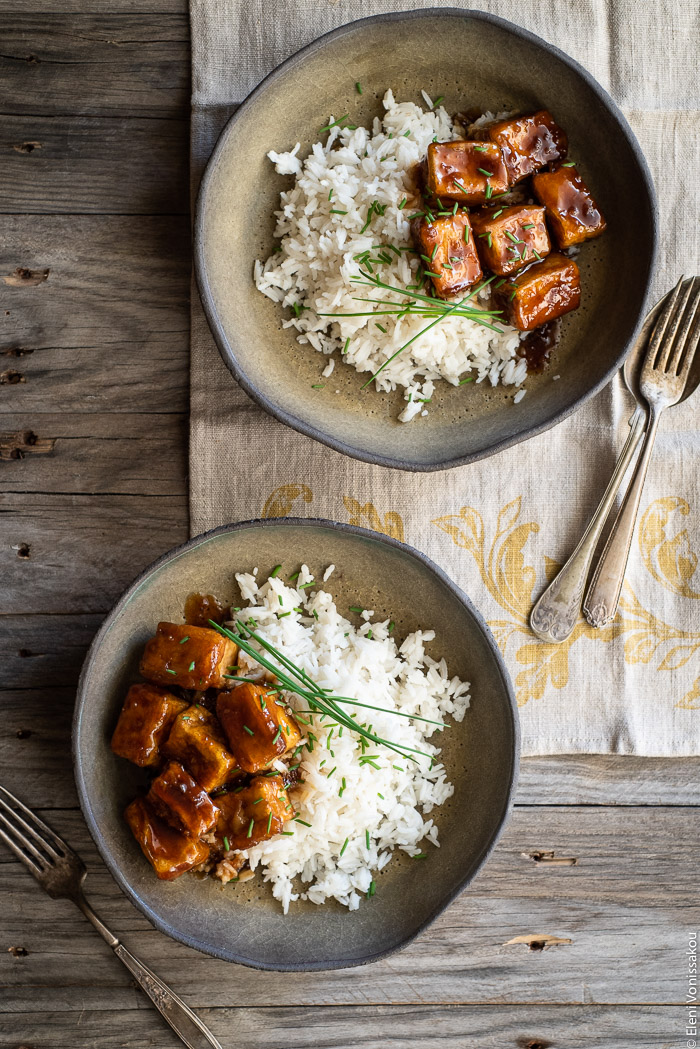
[229,565,470,913]
[255,90,527,421]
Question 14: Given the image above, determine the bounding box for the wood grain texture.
[0,807,695,1008]
[0,14,189,118]
[0,413,186,494]
[0,493,188,613]
[0,1005,678,1048]
[0,114,188,214]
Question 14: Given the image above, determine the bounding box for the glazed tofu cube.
[147,761,219,838]
[111,683,188,767]
[532,165,607,248]
[216,682,302,774]
[474,110,567,184]
[163,705,239,791]
[471,205,550,276]
[124,797,209,880]
[215,775,292,851]
[495,253,581,331]
[140,621,237,691]
[413,211,482,299]
[426,141,508,204]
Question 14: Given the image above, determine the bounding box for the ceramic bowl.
[195,8,657,471]
[73,519,519,969]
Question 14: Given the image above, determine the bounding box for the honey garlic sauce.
[184,592,230,627]
[517,319,561,372]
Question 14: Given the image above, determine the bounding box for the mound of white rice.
[254,89,526,422]
[229,564,470,913]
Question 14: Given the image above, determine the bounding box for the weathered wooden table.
[1,6,696,1047]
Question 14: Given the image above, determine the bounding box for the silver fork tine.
[0,814,46,872]
[668,278,700,376]
[647,275,685,368]
[0,794,62,861]
[0,783,67,857]
[656,277,696,372]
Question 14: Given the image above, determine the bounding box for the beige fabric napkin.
[190,0,700,755]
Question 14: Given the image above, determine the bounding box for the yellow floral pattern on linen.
[342,496,405,541]
[433,496,700,709]
[261,484,313,518]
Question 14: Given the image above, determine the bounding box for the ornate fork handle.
[530,408,645,643]
[76,891,222,1049]
[583,406,661,627]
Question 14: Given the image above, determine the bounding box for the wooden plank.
[0,338,188,413]
[518,753,700,805]
[0,413,187,495]
[0,215,189,351]
[0,807,695,1007]
[0,0,187,11]
[0,115,188,215]
[0,618,101,690]
[0,493,188,613]
[0,14,189,118]
[0,1005,678,1048]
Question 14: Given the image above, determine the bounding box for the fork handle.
[75,893,221,1049]
[529,409,646,642]
[113,944,223,1049]
[583,406,661,627]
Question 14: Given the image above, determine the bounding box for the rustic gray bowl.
[73,519,518,969]
[195,8,657,472]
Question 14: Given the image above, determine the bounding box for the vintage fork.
[0,783,223,1049]
[583,275,700,627]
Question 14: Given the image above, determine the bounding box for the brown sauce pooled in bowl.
[184,592,230,628]
[517,319,560,373]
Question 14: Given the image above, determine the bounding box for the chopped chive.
[253,797,263,805]
[505,231,522,244]
[377,792,384,799]
[430,244,438,262]
[459,376,474,385]
[339,837,349,856]
[561,161,576,167]
[294,817,312,827]
[327,766,337,777]
[343,337,350,354]
[365,829,370,848]
[266,811,273,833]
[403,129,411,137]
[246,818,254,838]
[533,250,542,260]
[452,180,468,195]
[432,95,444,108]
[376,322,387,333]
[388,621,395,633]
[281,830,294,836]
[392,765,403,772]
[423,270,441,278]
[509,288,518,301]
[485,183,493,200]
[477,167,493,177]
[188,661,195,672]
[355,82,363,94]
[298,580,315,589]
[464,225,470,244]
[319,114,349,133]
[414,852,427,860]
[398,197,407,210]
[179,636,189,644]
[278,594,284,606]
[278,611,291,618]
[270,564,282,578]
[223,836,230,851]
[243,725,255,736]
[366,629,373,639]
[272,727,282,745]
[289,571,300,581]
[330,209,348,215]
[492,208,504,218]
[473,144,489,153]
[522,223,535,230]
[165,668,177,675]
[312,609,319,620]
[349,605,364,613]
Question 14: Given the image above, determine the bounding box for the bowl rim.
[73,516,520,969]
[194,6,658,473]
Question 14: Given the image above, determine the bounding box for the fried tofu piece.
[124,797,209,880]
[495,253,581,331]
[111,683,188,767]
[163,705,239,791]
[426,141,508,204]
[140,621,237,691]
[471,205,550,276]
[216,682,302,774]
[412,211,482,299]
[474,110,567,184]
[532,165,607,248]
[215,775,292,851]
[147,760,219,838]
